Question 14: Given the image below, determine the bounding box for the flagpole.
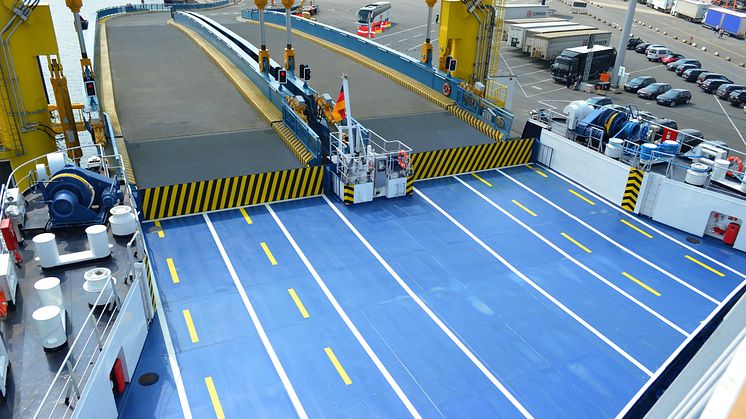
[341,75,355,154]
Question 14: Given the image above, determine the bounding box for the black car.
[729,90,746,106]
[627,37,644,49]
[716,84,746,99]
[701,78,733,93]
[635,42,652,53]
[669,58,700,71]
[676,64,700,76]
[698,73,731,86]
[624,76,656,93]
[679,129,705,153]
[638,82,672,99]
[682,68,709,82]
[656,89,692,106]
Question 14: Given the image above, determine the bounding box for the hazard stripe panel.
[447,104,504,142]
[272,121,314,165]
[621,167,644,212]
[143,255,157,312]
[343,184,354,205]
[141,166,324,220]
[410,138,534,181]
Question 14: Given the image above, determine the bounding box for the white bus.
[356,2,391,38]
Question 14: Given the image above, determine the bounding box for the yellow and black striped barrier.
[410,138,534,181]
[621,167,644,212]
[343,184,354,205]
[272,121,314,164]
[141,165,323,220]
[143,255,157,312]
[447,105,504,142]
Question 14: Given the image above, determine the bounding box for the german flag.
[331,87,346,123]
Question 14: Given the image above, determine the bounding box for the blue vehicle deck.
[124,164,746,418]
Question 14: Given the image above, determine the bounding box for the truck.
[550,45,616,83]
[502,4,551,20]
[671,0,709,22]
[522,25,595,53]
[503,17,566,40]
[651,0,675,12]
[703,7,746,38]
[530,29,612,61]
[507,21,581,48]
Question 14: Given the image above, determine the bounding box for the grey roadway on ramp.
[225,22,494,152]
[105,13,303,188]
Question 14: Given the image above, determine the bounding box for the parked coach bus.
[357,2,391,38]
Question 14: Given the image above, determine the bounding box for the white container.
[33,305,66,351]
[47,152,66,175]
[34,277,65,314]
[83,267,115,306]
[33,233,60,269]
[85,225,111,258]
[109,206,137,236]
[685,163,709,186]
[712,158,730,181]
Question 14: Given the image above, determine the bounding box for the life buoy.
[398,150,410,169]
[442,82,451,97]
[727,156,743,177]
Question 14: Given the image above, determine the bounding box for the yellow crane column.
[420,0,438,65]
[282,0,296,72]
[48,58,81,159]
[255,0,271,73]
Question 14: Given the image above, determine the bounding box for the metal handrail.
[95,0,231,21]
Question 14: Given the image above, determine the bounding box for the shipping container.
[503,17,566,40]
[507,21,581,48]
[671,0,710,23]
[522,25,596,53]
[502,4,551,20]
[529,29,612,61]
[703,7,746,38]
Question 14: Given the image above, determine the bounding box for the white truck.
[507,21,580,48]
[522,24,595,53]
[502,4,551,20]
[529,29,612,61]
[650,0,675,12]
[503,17,566,40]
[671,0,709,22]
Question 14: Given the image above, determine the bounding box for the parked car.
[586,96,613,107]
[627,37,644,49]
[729,90,746,107]
[624,76,656,92]
[638,82,672,99]
[716,84,746,99]
[668,58,700,71]
[647,47,672,61]
[635,42,652,53]
[679,129,705,153]
[660,54,685,64]
[701,78,733,93]
[676,64,700,76]
[697,73,731,86]
[682,68,709,82]
[656,89,692,106]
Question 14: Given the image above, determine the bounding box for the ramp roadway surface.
[105,13,303,188]
[224,22,495,152]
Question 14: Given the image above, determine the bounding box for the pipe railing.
[95,0,231,21]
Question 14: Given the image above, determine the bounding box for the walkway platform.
[123,164,746,418]
[104,13,304,188]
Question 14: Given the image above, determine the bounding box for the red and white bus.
[356,2,391,38]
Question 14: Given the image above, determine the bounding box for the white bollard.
[86,225,111,259]
[33,305,67,351]
[34,233,61,269]
[34,277,65,313]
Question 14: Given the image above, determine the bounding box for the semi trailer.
[522,24,595,53]
[671,0,710,22]
[703,7,746,38]
[507,21,581,48]
[530,29,612,61]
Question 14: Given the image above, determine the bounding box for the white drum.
[83,267,115,306]
[85,225,111,258]
[33,305,66,351]
[109,206,137,236]
[33,233,61,269]
[34,277,65,313]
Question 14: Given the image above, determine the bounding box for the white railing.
[330,124,411,185]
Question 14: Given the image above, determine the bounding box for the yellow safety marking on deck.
[620,219,653,239]
[288,288,310,318]
[511,200,537,217]
[569,189,595,206]
[561,233,592,253]
[261,242,278,266]
[324,347,352,385]
[622,272,661,297]
[154,220,164,238]
[526,164,548,178]
[166,258,180,284]
[471,173,492,187]
[182,309,199,343]
[204,376,226,419]
[685,255,725,277]
[239,207,253,224]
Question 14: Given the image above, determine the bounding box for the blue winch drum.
[657,140,678,157]
[640,143,658,161]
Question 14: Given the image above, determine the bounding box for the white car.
[647,47,672,61]
[644,44,665,54]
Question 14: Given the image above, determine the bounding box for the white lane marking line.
[530,86,543,90]
[397,38,409,42]
[152,261,193,418]
[616,276,746,418]
[375,23,427,39]
[203,213,308,418]
[417,186,656,376]
[526,86,568,98]
[714,95,746,146]
[455,177,689,337]
[499,51,528,98]
[521,78,553,86]
[265,204,422,418]
[407,43,423,51]
[629,64,664,74]
[497,169,720,305]
[508,62,536,69]
[542,166,746,280]
[322,195,533,418]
